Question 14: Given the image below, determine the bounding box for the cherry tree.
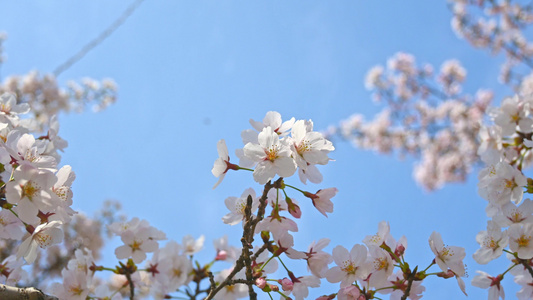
[2,1,533,299]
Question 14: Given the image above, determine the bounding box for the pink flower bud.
[285,198,302,218]
[395,244,405,257]
[278,277,293,291]
[215,250,227,261]
[255,277,266,289]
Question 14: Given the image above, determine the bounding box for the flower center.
[483,237,498,250]
[35,232,52,248]
[341,261,357,274]
[518,235,531,247]
[266,146,279,162]
[22,181,40,200]
[173,268,182,278]
[504,179,517,190]
[296,140,311,155]
[374,257,388,271]
[130,240,142,252]
[510,211,524,223]
[54,186,70,201]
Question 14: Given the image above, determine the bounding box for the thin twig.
[53,0,145,76]
[401,266,417,300]
[205,178,281,300]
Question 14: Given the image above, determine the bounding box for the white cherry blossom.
[473,221,509,264]
[428,231,466,276]
[243,126,297,184]
[326,244,369,288]
[16,220,63,264]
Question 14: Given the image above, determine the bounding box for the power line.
[53,0,145,77]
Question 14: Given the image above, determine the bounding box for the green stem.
[502,263,518,277]
[277,257,291,273]
[257,255,275,273]
[422,261,435,273]
[276,291,289,299]
[284,184,306,194]
[238,167,254,172]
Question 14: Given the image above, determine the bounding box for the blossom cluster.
[449,0,533,90]
[472,92,533,299]
[0,104,472,300]
[209,111,468,300]
[0,71,117,129]
[328,52,492,190]
[0,92,76,285]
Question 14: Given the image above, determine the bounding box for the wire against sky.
[52,0,145,77]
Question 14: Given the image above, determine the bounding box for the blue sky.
[0,1,518,299]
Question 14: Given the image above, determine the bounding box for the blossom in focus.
[249,111,295,137]
[325,244,369,288]
[212,139,239,189]
[428,231,465,276]
[508,223,533,259]
[304,187,337,217]
[290,119,334,184]
[304,238,333,278]
[478,162,526,205]
[363,220,392,248]
[0,93,30,116]
[5,164,57,224]
[16,220,63,264]
[494,95,532,136]
[473,220,509,264]
[243,126,297,184]
[222,188,258,225]
[493,199,533,227]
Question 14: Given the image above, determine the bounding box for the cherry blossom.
[249,111,295,137]
[212,139,239,189]
[5,164,57,224]
[473,221,509,264]
[508,223,533,259]
[222,188,258,225]
[326,244,369,288]
[304,187,337,217]
[16,220,63,264]
[304,238,333,278]
[471,271,505,300]
[290,119,334,184]
[428,231,466,276]
[243,126,297,184]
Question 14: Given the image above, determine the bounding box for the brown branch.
[401,266,418,300]
[124,271,135,300]
[204,257,245,299]
[0,284,58,300]
[205,178,282,300]
[242,195,257,299]
[251,243,269,261]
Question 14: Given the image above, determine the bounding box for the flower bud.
[285,198,302,218]
[255,277,267,289]
[215,250,227,261]
[278,277,293,291]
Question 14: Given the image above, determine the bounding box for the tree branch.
[0,284,58,300]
